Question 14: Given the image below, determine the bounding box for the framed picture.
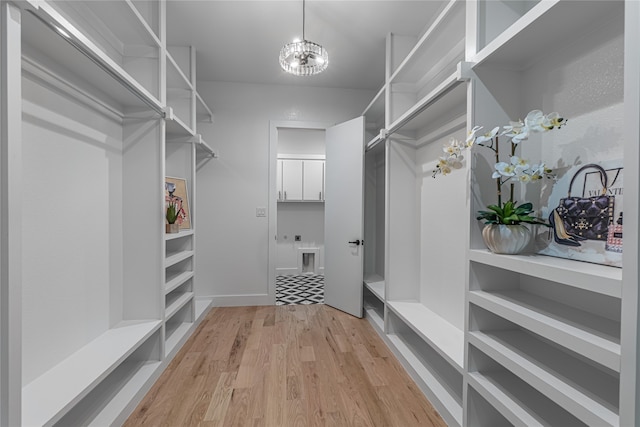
[165,177,191,230]
[538,160,623,267]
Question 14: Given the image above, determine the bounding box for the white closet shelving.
[361,1,469,425]
[360,1,637,426]
[465,0,629,425]
[164,44,215,359]
[0,0,216,425]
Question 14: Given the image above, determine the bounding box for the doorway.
[269,118,365,317]
[269,122,327,305]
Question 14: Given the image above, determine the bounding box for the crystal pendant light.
[279,0,328,76]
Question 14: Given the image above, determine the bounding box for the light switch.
[256,207,267,217]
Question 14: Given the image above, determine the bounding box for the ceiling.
[166,1,446,91]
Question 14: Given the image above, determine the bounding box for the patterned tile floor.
[276,274,324,305]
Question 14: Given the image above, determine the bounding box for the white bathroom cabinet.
[360,0,638,426]
[0,1,215,425]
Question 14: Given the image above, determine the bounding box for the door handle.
[348,239,361,246]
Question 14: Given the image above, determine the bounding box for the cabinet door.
[277,159,283,200]
[281,159,303,201]
[303,160,324,201]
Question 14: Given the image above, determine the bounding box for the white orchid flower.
[543,112,565,130]
[448,155,464,170]
[476,126,499,145]
[525,110,546,133]
[502,120,524,136]
[519,173,532,183]
[466,126,482,147]
[510,156,530,169]
[511,126,530,144]
[492,161,516,178]
[530,162,546,175]
[503,120,530,144]
[439,163,452,175]
[443,145,459,155]
[443,137,463,156]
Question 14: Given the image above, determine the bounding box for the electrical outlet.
[256,207,266,217]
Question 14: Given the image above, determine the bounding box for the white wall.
[276,203,325,274]
[21,71,120,384]
[278,128,325,156]
[195,81,374,305]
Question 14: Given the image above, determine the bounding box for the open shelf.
[165,322,192,359]
[387,301,464,370]
[192,134,216,158]
[165,291,194,321]
[388,68,467,142]
[363,286,385,333]
[45,0,161,51]
[22,8,162,115]
[59,359,161,427]
[473,0,618,69]
[165,229,195,241]
[468,370,588,426]
[363,274,385,301]
[22,320,162,427]
[196,92,214,123]
[388,0,465,127]
[166,51,193,91]
[166,108,194,137]
[165,271,194,295]
[469,330,619,426]
[165,250,194,268]
[364,306,384,334]
[469,250,622,298]
[469,290,621,371]
[33,0,162,104]
[166,50,194,132]
[363,86,386,146]
[386,333,463,427]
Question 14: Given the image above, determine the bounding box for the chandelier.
[279,0,328,76]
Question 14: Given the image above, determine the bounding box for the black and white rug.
[276,274,324,305]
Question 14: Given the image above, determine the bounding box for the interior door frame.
[268,120,330,304]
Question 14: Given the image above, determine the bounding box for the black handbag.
[549,164,614,246]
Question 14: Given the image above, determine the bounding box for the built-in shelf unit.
[0,0,216,425]
[360,0,637,426]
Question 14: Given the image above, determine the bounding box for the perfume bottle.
[605,212,623,253]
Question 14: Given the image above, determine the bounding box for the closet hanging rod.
[365,137,383,152]
[27,10,165,117]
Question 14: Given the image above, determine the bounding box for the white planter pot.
[482,224,531,255]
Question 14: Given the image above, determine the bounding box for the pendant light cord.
[302,0,306,41]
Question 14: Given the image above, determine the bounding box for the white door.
[303,160,324,201]
[324,117,365,318]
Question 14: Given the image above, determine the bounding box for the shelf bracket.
[456,61,475,81]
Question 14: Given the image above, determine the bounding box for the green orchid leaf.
[517,202,533,211]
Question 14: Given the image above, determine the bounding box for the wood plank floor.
[124,305,447,427]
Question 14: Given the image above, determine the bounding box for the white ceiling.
[166,1,446,91]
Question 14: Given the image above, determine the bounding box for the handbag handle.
[567,163,608,197]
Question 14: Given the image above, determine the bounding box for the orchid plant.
[433,110,566,226]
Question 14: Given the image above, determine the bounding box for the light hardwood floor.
[124,305,447,426]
